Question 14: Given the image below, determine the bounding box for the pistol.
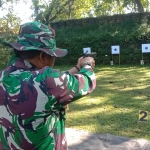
[83,52,97,58]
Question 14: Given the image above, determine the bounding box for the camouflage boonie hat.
[3,21,68,57]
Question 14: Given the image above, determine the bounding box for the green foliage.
[1,15,150,66]
[0,34,16,66]
[95,0,149,16]
[55,18,150,65]
[0,47,13,67]
[31,0,149,23]
[31,0,96,24]
[0,12,20,67]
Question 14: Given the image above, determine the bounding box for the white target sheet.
[111,46,120,54]
[142,44,150,53]
[83,47,91,54]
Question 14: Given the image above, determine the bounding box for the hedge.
[1,18,150,67]
[55,18,150,65]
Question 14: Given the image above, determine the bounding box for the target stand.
[111,45,120,65]
[141,44,150,65]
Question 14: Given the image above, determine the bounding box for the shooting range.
[111,45,120,65]
[141,44,150,65]
[2,1,150,148]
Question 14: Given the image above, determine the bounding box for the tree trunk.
[67,0,74,19]
[134,0,144,12]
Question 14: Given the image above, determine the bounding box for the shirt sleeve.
[45,65,96,105]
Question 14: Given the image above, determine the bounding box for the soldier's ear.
[38,52,47,64]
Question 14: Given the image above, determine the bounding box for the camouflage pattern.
[0,55,96,150]
[3,22,68,57]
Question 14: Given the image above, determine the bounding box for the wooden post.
[119,54,120,65]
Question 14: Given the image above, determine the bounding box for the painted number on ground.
[139,110,148,123]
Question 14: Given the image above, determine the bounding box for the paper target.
[83,47,91,54]
[142,44,150,53]
[111,46,120,54]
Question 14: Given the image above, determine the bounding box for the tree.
[31,0,71,24]
[0,0,22,32]
[134,0,144,12]
[31,0,149,24]
[94,0,149,16]
[0,0,20,8]
[0,0,21,46]
[31,0,96,24]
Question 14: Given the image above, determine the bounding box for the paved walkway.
[66,128,150,150]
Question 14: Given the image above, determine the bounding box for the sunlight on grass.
[133,95,148,100]
[57,65,150,139]
[1,64,150,139]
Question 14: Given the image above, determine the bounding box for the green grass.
[1,64,150,139]
[56,65,150,140]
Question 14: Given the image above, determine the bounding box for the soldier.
[0,22,96,150]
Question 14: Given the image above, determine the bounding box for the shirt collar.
[7,55,37,71]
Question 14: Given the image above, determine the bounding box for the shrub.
[1,18,150,66]
[55,18,150,65]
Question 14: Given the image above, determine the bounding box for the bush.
[55,18,150,65]
[1,18,150,66]
[0,33,16,67]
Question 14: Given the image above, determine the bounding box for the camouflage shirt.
[0,55,96,150]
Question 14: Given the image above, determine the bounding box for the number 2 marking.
[139,111,148,122]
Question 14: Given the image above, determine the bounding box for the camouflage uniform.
[0,22,96,150]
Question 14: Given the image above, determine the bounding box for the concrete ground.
[66,128,150,150]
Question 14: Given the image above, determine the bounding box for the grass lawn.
[56,64,150,140]
[1,64,150,139]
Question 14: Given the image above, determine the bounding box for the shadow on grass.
[66,65,150,140]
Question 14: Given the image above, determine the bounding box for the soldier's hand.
[78,57,95,69]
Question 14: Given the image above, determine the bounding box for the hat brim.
[3,42,68,58]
